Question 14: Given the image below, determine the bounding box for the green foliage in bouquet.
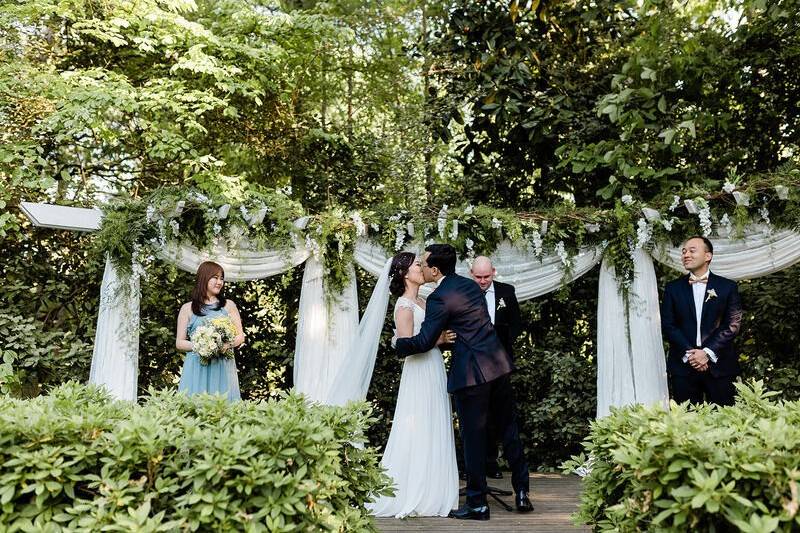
[0,383,392,531]
[563,381,800,532]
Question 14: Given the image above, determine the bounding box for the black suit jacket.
[395,274,513,393]
[490,281,522,360]
[661,272,742,377]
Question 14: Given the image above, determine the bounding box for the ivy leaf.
[679,120,696,138]
[659,128,676,145]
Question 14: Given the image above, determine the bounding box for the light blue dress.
[178,303,241,402]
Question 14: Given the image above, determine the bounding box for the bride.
[368,252,460,518]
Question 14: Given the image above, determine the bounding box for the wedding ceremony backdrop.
[20,185,800,419]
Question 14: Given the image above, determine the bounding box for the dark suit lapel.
[679,274,697,330]
[700,273,718,330]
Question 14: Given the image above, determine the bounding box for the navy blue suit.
[396,274,529,507]
[661,272,742,405]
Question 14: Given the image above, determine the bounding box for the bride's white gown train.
[368,296,459,518]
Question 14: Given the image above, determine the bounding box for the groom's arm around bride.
[395,249,512,391]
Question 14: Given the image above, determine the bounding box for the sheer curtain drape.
[597,250,669,417]
[293,257,359,403]
[90,228,800,411]
[157,242,310,281]
[326,258,393,406]
[89,257,141,401]
[354,239,602,302]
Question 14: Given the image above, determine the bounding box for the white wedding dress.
[368,296,459,518]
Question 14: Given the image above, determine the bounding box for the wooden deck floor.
[375,473,590,532]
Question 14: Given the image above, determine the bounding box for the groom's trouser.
[453,374,529,508]
[670,370,736,406]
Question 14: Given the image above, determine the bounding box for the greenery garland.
[93,166,799,300]
[94,185,305,278]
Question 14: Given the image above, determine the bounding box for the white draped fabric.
[327,258,393,406]
[293,256,359,403]
[89,257,140,401]
[157,242,310,281]
[86,225,800,414]
[478,241,603,301]
[596,250,669,418]
[650,228,800,280]
[354,239,602,303]
[89,244,308,400]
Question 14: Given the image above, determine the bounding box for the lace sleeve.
[394,298,417,325]
[393,297,416,341]
[394,296,416,313]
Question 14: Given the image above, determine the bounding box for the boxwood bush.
[0,383,391,532]
[564,381,800,533]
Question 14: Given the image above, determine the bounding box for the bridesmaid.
[175,261,244,401]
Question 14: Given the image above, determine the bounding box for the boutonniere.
[705,289,717,303]
[497,298,506,309]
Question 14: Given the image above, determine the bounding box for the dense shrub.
[564,381,800,533]
[0,313,91,397]
[0,383,391,531]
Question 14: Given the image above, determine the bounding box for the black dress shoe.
[448,504,490,520]
[515,491,533,513]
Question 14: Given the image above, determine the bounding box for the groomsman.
[470,256,522,479]
[661,236,743,406]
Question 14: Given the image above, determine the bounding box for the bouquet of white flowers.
[191,316,237,365]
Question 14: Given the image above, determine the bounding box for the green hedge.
[0,383,391,532]
[564,381,800,533]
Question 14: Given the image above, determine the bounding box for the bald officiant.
[470,256,523,479]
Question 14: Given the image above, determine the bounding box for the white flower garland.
[635,218,652,249]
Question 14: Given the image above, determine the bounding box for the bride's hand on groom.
[437,330,456,346]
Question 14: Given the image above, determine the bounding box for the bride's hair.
[388,252,416,297]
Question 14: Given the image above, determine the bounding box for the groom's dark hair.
[425,244,456,275]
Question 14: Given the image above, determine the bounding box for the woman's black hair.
[389,252,416,297]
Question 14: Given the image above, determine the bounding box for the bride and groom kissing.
[369,244,532,521]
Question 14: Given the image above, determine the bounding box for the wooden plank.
[19,201,102,232]
[375,473,589,533]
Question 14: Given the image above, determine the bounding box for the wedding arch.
[20,171,800,416]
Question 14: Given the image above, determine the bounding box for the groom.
[395,244,532,520]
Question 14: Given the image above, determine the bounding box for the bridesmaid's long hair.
[191,261,227,316]
[389,252,416,297]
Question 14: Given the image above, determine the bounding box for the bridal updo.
[389,252,416,297]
